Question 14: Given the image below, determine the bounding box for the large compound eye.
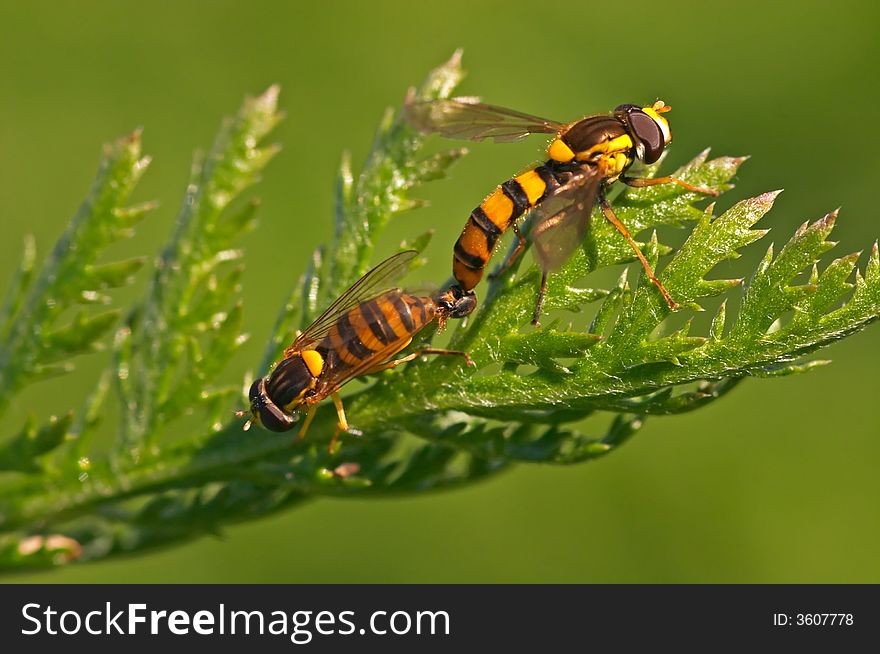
[248,377,297,432]
[449,291,477,318]
[256,402,297,432]
[627,110,665,164]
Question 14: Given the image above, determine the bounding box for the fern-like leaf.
[1,54,878,571]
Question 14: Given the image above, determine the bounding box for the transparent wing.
[403,96,564,143]
[319,332,416,397]
[530,170,602,272]
[284,251,417,355]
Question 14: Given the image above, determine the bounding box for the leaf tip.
[126,127,143,144]
[817,207,839,230]
[22,232,36,259]
[258,84,281,107]
[760,189,784,204]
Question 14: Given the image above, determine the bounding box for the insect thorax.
[265,355,318,410]
[562,115,630,157]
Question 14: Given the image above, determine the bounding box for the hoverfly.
[238,250,475,450]
[404,97,719,324]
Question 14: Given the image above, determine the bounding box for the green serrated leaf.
[84,258,148,290]
[733,209,837,340]
[414,147,469,183]
[0,234,37,338]
[116,85,283,449]
[215,198,261,242]
[399,230,434,256]
[0,132,152,416]
[709,300,728,341]
[0,412,73,472]
[753,360,832,377]
[3,55,880,573]
[788,252,858,331]
[499,330,602,368]
[38,310,121,363]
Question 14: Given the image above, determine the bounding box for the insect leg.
[298,405,317,438]
[415,347,474,367]
[532,270,549,326]
[598,191,680,311]
[361,348,474,375]
[328,392,349,453]
[488,222,527,281]
[620,175,719,197]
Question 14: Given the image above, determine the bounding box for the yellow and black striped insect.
[238,250,475,450]
[404,97,719,324]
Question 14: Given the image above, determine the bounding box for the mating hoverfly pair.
[239,97,718,449]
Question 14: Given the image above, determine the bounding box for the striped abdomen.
[319,291,435,369]
[452,163,573,290]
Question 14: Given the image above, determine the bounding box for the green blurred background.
[2,0,879,582]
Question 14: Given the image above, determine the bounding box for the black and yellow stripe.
[452,163,571,291]
[322,291,435,368]
[263,291,437,410]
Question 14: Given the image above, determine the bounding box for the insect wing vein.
[529,170,601,272]
[404,97,564,143]
[318,336,414,398]
[284,250,418,355]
